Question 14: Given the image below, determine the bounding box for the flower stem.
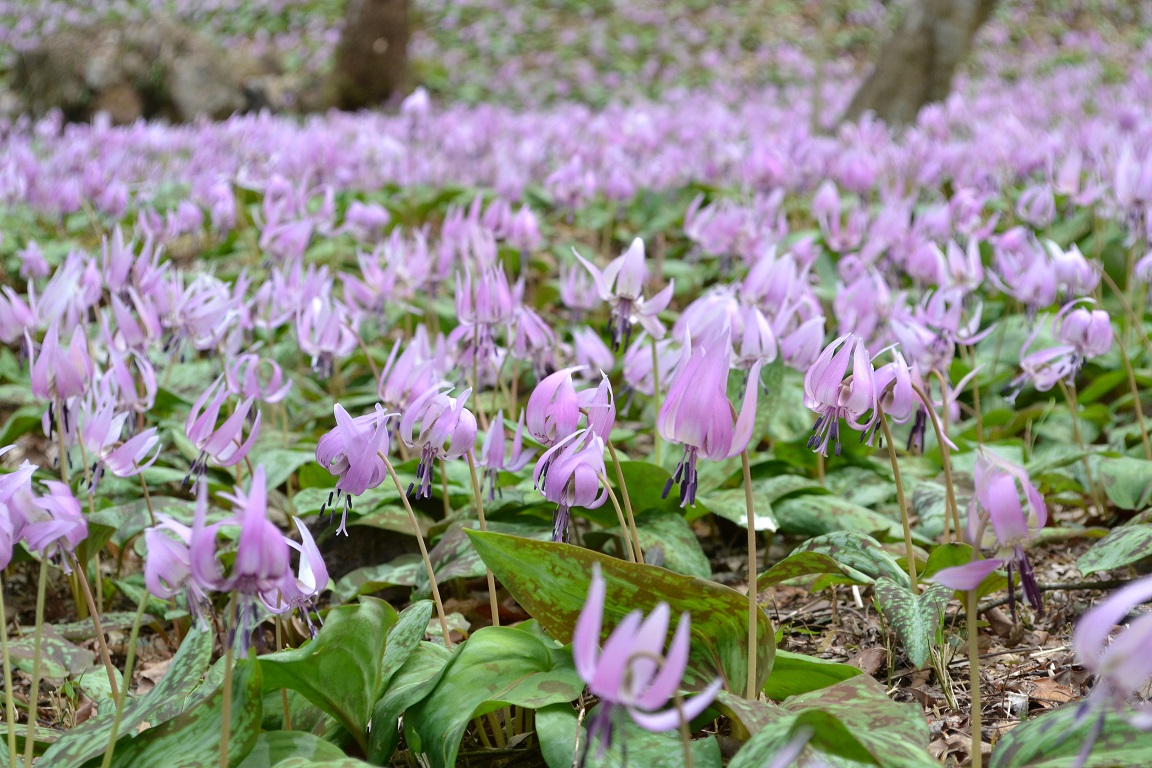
[1101,268,1152,362]
[22,559,48,768]
[877,404,918,590]
[1115,329,1152,461]
[673,693,696,768]
[1057,379,1104,511]
[910,382,961,543]
[597,473,637,563]
[100,588,150,768]
[650,336,662,465]
[967,588,983,768]
[0,580,17,768]
[219,593,236,768]
[740,447,759,700]
[69,555,120,700]
[381,452,453,648]
[606,440,642,563]
[466,451,501,626]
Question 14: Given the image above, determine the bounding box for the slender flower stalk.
[1115,329,1152,461]
[606,440,642,563]
[381,451,453,647]
[466,451,501,626]
[909,382,961,542]
[596,472,637,563]
[23,559,48,768]
[877,403,918,590]
[740,444,759,700]
[0,581,15,768]
[100,588,150,768]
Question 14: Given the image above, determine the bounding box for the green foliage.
[874,579,952,670]
[990,704,1152,767]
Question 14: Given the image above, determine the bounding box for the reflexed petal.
[930,558,1005,591]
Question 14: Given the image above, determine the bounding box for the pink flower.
[479,409,536,500]
[226,354,293,404]
[573,563,721,756]
[399,385,478,499]
[184,376,262,482]
[803,333,875,457]
[315,404,395,534]
[534,430,607,543]
[19,481,87,572]
[658,329,762,507]
[573,238,675,350]
[260,518,329,636]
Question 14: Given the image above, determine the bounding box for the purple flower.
[297,296,357,378]
[80,401,161,485]
[29,320,93,407]
[526,366,584,448]
[226,354,293,404]
[573,238,674,350]
[144,513,209,617]
[803,333,875,457]
[534,430,607,543]
[479,409,536,500]
[1006,300,1112,402]
[622,334,679,398]
[315,404,395,534]
[184,376,262,482]
[18,481,87,572]
[658,329,762,507]
[573,563,721,756]
[377,329,444,411]
[399,385,478,499]
[260,518,329,636]
[932,450,1046,616]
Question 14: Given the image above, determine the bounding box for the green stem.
[877,404,918,590]
[23,559,49,768]
[466,452,501,626]
[650,336,662,465]
[381,452,453,648]
[606,440,642,563]
[674,693,696,768]
[1115,329,1152,461]
[740,448,758,699]
[219,594,237,768]
[598,473,637,563]
[967,589,983,768]
[69,555,120,700]
[0,580,17,768]
[910,382,961,543]
[100,589,150,768]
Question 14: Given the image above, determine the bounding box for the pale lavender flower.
[315,404,395,534]
[184,376,262,482]
[260,518,329,636]
[478,409,536,500]
[399,385,478,499]
[18,481,87,572]
[297,295,357,378]
[534,430,607,542]
[803,333,875,457]
[573,238,674,350]
[573,563,721,758]
[226,354,293,404]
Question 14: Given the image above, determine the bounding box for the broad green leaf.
[406,626,584,768]
[1098,457,1152,510]
[611,460,685,515]
[52,612,159,641]
[381,600,435,688]
[332,556,423,602]
[109,657,263,768]
[764,650,861,701]
[1078,525,1152,575]
[412,521,550,599]
[696,486,778,531]
[234,731,348,767]
[467,530,775,697]
[634,509,711,578]
[990,703,1152,767]
[366,642,452,765]
[259,598,397,752]
[722,675,937,768]
[873,579,951,669]
[536,702,722,768]
[758,532,909,591]
[772,495,908,541]
[9,625,94,679]
[921,543,974,580]
[248,448,318,491]
[273,758,373,768]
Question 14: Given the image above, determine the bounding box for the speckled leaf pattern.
[9,625,94,679]
[405,625,585,768]
[723,675,937,768]
[258,598,398,752]
[466,530,775,696]
[990,703,1152,767]
[634,509,712,578]
[1099,457,1152,511]
[366,641,453,765]
[108,656,263,768]
[758,531,908,591]
[1077,524,1152,574]
[765,650,862,701]
[772,495,909,541]
[234,731,348,767]
[39,626,214,768]
[874,578,952,670]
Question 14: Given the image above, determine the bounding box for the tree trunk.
[326,0,409,110]
[841,0,999,126]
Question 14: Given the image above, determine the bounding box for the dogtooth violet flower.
[145,512,210,619]
[931,450,1046,617]
[400,384,478,499]
[534,430,607,543]
[573,238,675,350]
[315,403,396,534]
[184,375,262,483]
[478,409,536,501]
[28,319,93,432]
[1005,299,1112,402]
[1066,574,1152,766]
[260,518,329,636]
[16,480,87,573]
[658,329,763,507]
[573,563,722,758]
[803,332,875,457]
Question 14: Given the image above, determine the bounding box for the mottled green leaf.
[52,612,159,641]
[273,758,372,768]
[758,532,908,591]
[772,495,908,540]
[1078,525,1152,575]
[722,675,937,768]
[536,702,722,768]
[234,731,348,767]
[1099,457,1152,511]
[764,650,861,701]
[921,543,974,580]
[696,486,779,531]
[332,556,423,602]
[612,460,684,515]
[412,521,550,599]
[467,531,775,697]
[258,598,397,752]
[9,625,94,679]
[634,509,711,578]
[109,656,262,768]
[248,448,318,491]
[990,703,1152,767]
[874,579,951,669]
[366,642,452,765]
[406,626,584,768]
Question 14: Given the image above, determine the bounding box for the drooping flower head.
[533,430,607,543]
[479,409,536,501]
[400,384,478,499]
[17,480,87,573]
[184,376,262,483]
[260,518,329,637]
[803,333,875,457]
[573,238,675,350]
[315,404,396,534]
[573,563,722,759]
[1005,299,1113,402]
[658,329,762,507]
[931,450,1046,617]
